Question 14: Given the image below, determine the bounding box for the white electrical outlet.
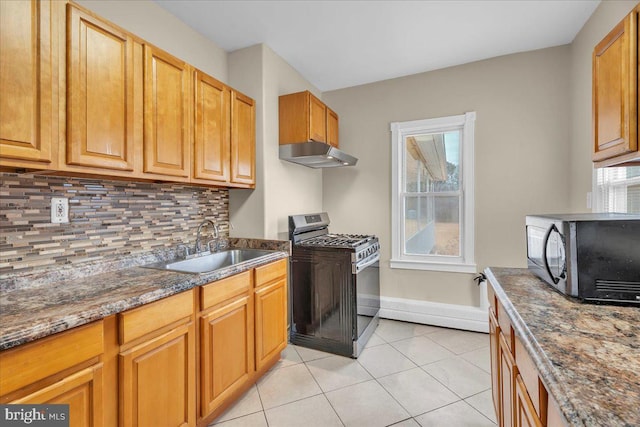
[586,192,592,210]
[51,197,69,224]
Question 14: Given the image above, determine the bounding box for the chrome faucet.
[195,220,219,254]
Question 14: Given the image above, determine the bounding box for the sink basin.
[143,249,275,274]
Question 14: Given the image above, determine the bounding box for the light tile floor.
[211,319,496,427]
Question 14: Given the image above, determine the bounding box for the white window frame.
[390,112,476,273]
[592,165,640,213]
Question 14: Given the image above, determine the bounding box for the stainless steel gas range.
[288,212,380,358]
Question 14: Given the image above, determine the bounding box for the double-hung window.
[594,166,640,213]
[390,112,476,273]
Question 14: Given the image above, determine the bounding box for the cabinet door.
[499,332,516,427]
[489,309,501,425]
[200,294,253,417]
[592,9,638,162]
[12,365,104,427]
[230,91,255,185]
[66,4,135,171]
[254,277,287,371]
[326,107,339,148]
[143,45,190,178]
[193,71,230,183]
[515,375,544,427]
[0,0,54,165]
[309,93,327,143]
[120,322,196,427]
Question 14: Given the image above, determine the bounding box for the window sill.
[390,259,477,273]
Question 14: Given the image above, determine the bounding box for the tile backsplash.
[0,173,229,275]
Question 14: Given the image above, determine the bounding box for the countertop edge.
[484,267,583,427]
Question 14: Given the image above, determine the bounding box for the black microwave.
[526,213,640,305]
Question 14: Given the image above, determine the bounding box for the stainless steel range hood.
[279,141,358,168]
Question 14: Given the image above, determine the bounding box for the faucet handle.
[206,239,218,253]
[177,244,191,258]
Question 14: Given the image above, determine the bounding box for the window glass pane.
[404,131,460,193]
[404,195,459,256]
[596,166,640,213]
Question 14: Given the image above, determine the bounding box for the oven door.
[354,255,380,357]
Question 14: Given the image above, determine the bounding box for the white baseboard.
[379,296,489,333]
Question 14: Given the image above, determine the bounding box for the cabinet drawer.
[0,321,104,396]
[497,300,513,352]
[255,259,287,287]
[201,271,251,310]
[515,335,547,419]
[119,290,193,345]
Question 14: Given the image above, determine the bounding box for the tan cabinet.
[66,3,135,172]
[230,91,256,186]
[143,45,191,179]
[326,107,339,148]
[118,290,196,427]
[254,259,288,372]
[1,1,256,188]
[489,309,501,424]
[0,321,105,426]
[592,5,639,167]
[199,271,254,417]
[499,331,516,427]
[193,71,231,183]
[488,279,568,427]
[279,90,339,148]
[515,375,543,427]
[0,0,57,169]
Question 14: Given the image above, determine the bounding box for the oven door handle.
[354,253,380,274]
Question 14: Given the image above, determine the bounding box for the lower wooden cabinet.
[254,259,287,372]
[0,258,288,427]
[119,322,196,427]
[12,365,104,427]
[199,273,254,417]
[118,290,196,427]
[515,375,543,427]
[488,279,566,427]
[499,331,516,427]
[0,321,105,426]
[489,308,501,423]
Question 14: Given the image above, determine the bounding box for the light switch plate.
[51,197,69,223]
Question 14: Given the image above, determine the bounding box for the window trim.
[592,165,640,213]
[390,112,476,273]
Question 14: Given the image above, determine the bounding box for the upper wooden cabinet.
[0,0,57,169]
[231,91,256,186]
[593,5,639,167]
[0,1,256,188]
[143,45,191,179]
[66,3,135,171]
[279,90,339,148]
[326,107,339,148]
[193,70,231,183]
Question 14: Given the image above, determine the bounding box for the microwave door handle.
[542,224,560,285]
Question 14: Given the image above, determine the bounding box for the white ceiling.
[155,0,600,92]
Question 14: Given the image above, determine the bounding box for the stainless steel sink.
[143,249,275,274]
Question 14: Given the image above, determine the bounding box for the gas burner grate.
[297,233,375,248]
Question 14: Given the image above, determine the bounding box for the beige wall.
[228,45,323,240]
[568,0,638,212]
[323,46,572,306]
[77,0,228,82]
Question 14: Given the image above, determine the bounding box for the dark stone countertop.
[0,238,290,351]
[485,267,639,427]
